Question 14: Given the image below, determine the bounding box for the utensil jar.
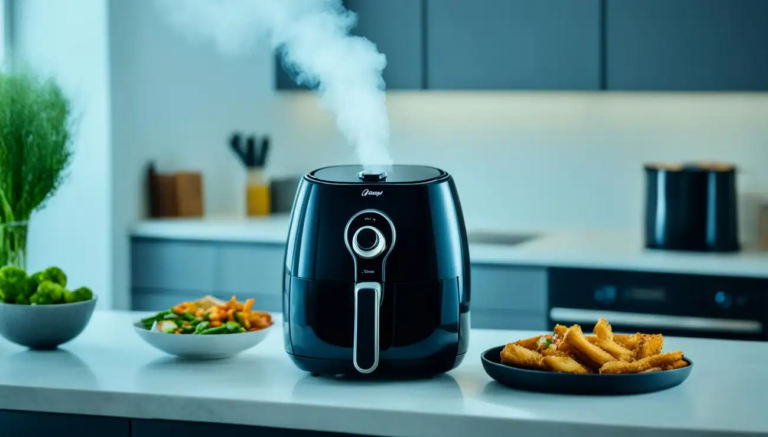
[246,168,271,216]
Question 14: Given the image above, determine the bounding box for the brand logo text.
[361,189,383,197]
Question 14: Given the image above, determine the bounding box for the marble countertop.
[0,311,766,436]
[132,215,768,278]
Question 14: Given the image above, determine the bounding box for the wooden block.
[174,172,204,217]
[147,166,204,218]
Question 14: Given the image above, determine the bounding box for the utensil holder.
[247,168,271,216]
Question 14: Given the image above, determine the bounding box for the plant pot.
[0,221,28,270]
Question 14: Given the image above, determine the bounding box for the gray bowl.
[0,296,98,349]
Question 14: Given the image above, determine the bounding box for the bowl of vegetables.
[0,266,96,349]
[133,295,274,360]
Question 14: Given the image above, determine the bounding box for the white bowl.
[132,320,271,360]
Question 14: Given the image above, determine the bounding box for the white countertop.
[132,216,768,278]
[0,311,765,436]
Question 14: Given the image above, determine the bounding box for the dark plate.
[481,346,693,395]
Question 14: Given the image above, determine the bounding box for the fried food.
[554,324,568,338]
[563,324,616,366]
[593,318,614,340]
[500,343,545,370]
[500,318,688,376]
[590,336,634,362]
[542,356,592,374]
[614,333,641,349]
[635,334,664,359]
[599,351,684,374]
[515,335,543,350]
[663,360,689,371]
[540,347,570,358]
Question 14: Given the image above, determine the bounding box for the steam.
[154,0,393,168]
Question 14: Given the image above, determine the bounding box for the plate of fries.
[481,318,693,395]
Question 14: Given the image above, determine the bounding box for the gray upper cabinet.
[607,0,768,91]
[425,0,601,90]
[276,0,424,90]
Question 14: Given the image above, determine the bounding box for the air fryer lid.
[309,165,446,184]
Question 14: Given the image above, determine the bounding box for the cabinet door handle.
[550,308,763,334]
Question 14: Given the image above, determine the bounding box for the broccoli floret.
[30,281,64,305]
[0,266,29,303]
[15,294,30,305]
[28,271,43,295]
[39,267,67,288]
[63,287,93,304]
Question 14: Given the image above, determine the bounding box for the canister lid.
[308,165,447,184]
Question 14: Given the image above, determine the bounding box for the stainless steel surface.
[353,282,381,374]
[550,307,763,334]
[467,231,540,246]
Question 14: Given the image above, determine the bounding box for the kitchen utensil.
[283,164,471,376]
[481,346,693,395]
[0,296,98,349]
[132,318,271,360]
[147,163,205,218]
[644,162,739,252]
[230,133,272,216]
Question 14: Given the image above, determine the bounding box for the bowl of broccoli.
[0,266,97,349]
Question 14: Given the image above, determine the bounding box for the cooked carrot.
[227,308,235,322]
[210,320,222,327]
[243,298,255,313]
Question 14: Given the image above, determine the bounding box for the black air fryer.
[282,165,470,375]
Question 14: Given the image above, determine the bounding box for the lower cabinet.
[0,411,129,437]
[131,238,549,331]
[132,419,365,437]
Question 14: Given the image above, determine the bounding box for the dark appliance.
[644,162,740,252]
[548,267,768,341]
[283,165,471,375]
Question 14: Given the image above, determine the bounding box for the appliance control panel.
[548,267,768,341]
[345,210,396,283]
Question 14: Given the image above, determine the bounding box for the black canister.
[644,163,740,252]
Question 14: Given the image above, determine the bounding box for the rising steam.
[154,0,393,168]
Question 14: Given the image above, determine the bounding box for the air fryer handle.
[354,282,381,374]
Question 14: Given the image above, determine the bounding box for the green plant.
[0,71,74,268]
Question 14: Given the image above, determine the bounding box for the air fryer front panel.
[284,176,470,283]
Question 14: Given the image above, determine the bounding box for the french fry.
[614,333,641,350]
[635,334,664,359]
[600,351,683,374]
[515,335,543,350]
[541,356,592,374]
[593,318,614,340]
[554,324,568,338]
[500,344,545,370]
[642,367,663,373]
[563,325,616,367]
[663,360,689,371]
[588,335,634,361]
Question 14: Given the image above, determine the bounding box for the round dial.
[353,226,386,259]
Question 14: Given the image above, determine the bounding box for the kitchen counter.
[0,311,766,437]
[132,216,768,278]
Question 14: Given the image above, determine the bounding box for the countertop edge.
[129,219,768,279]
[0,386,742,437]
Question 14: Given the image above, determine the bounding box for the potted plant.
[0,71,74,269]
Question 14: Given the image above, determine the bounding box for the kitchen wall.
[13,0,113,308]
[107,1,768,308]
